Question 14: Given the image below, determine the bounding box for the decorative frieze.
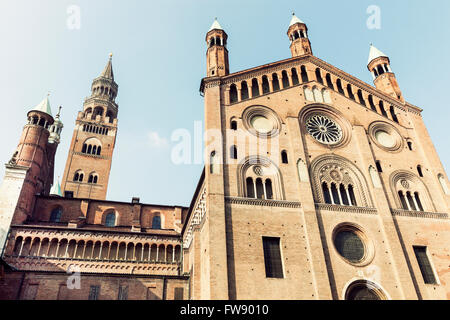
[315,203,378,215]
[391,209,448,220]
[183,186,207,249]
[226,197,302,208]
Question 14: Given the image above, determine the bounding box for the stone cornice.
[83,97,118,111]
[226,197,302,208]
[72,151,110,160]
[315,203,378,215]
[391,209,448,220]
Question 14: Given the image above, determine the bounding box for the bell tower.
[61,54,119,200]
[206,18,229,77]
[287,13,312,57]
[0,96,59,251]
[367,44,404,102]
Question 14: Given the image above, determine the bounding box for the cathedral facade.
[0,15,449,300]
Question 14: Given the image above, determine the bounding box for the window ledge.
[226,197,301,208]
[390,209,448,220]
[315,203,378,215]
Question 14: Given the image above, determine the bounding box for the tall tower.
[61,54,119,200]
[0,96,58,252]
[206,18,229,77]
[367,44,404,102]
[287,13,312,57]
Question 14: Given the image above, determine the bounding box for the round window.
[334,230,365,263]
[306,114,343,145]
[250,115,273,134]
[375,130,395,148]
[368,121,403,152]
[346,281,385,300]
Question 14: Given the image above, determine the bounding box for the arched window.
[210,151,218,174]
[106,111,114,123]
[251,78,260,97]
[291,68,300,85]
[376,161,383,173]
[406,192,417,211]
[348,185,357,206]
[50,207,62,222]
[246,177,255,198]
[87,145,92,154]
[105,212,116,227]
[377,65,385,75]
[97,146,101,155]
[398,191,408,210]
[390,106,399,123]
[414,192,424,211]
[417,165,423,177]
[82,144,87,153]
[336,79,344,94]
[262,76,270,94]
[407,141,413,151]
[330,183,340,204]
[326,73,334,90]
[347,84,355,100]
[379,101,388,117]
[438,174,449,195]
[300,66,308,83]
[281,70,290,88]
[339,184,349,205]
[240,157,283,200]
[230,145,237,159]
[357,90,366,106]
[392,171,432,212]
[281,151,288,164]
[229,84,238,103]
[88,173,98,184]
[345,281,386,300]
[368,95,377,112]
[265,179,273,200]
[312,155,374,208]
[241,81,249,100]
[322,182,332,204]
[255,178,265,199]
[92,145,97,155]
[152,215,161,229]
[231,120,237,130]
[272,73,280,91]
[73,171,83,182]
[315,68,323,84]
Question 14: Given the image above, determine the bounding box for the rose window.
[306,115,343,145]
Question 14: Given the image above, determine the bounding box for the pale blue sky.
[0,0,448,206]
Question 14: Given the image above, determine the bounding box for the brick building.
[0,15,449,300]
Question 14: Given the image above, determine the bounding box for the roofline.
[11,224,182,238]
[200,54,415,111]
[181,167,205,235]
[37,195,188,210]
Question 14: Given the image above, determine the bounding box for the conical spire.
[289,13,304,27]
[368,44,388,65]
[50,179,62,197]
[31,94,53,116]
[100,53,114,80]
[209,18,223,32]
